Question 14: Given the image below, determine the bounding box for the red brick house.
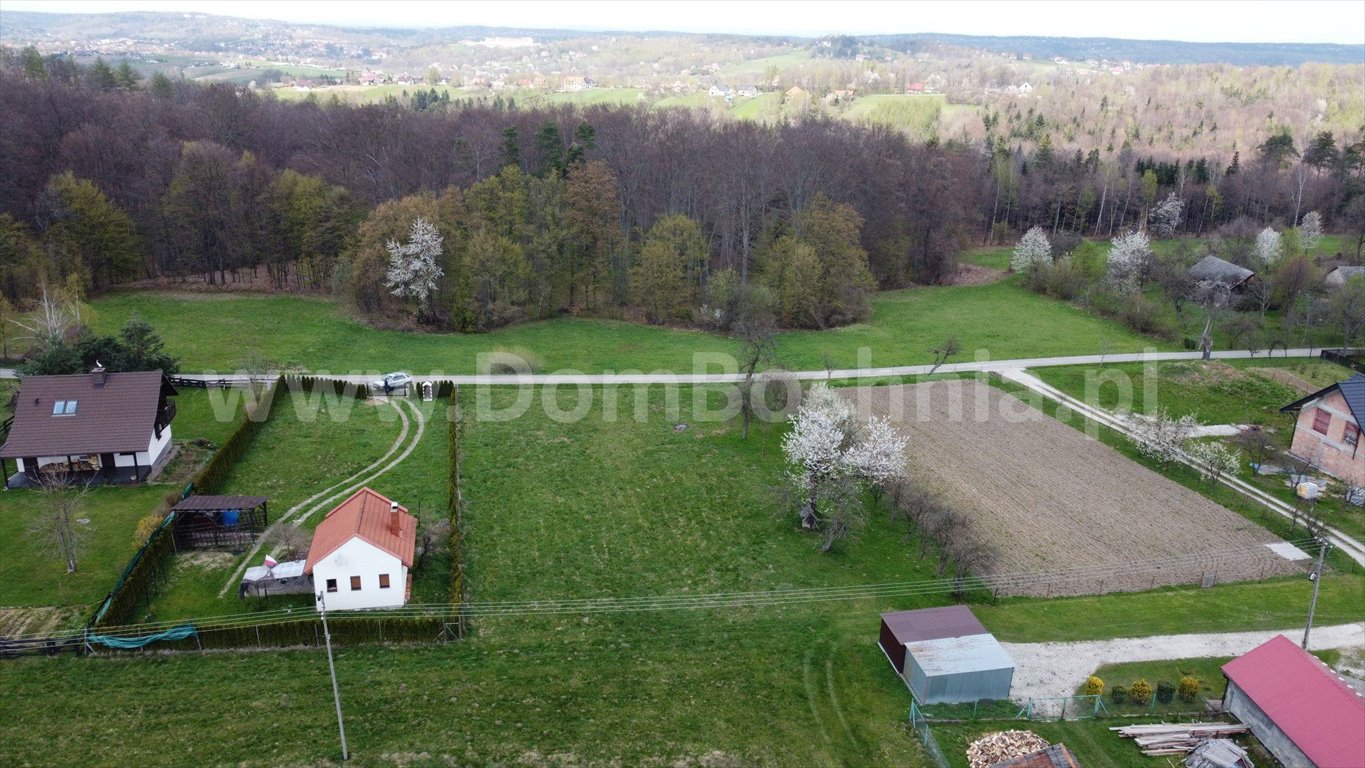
[1280,373,1365,486]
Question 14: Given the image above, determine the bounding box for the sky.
[3,0,1364,45]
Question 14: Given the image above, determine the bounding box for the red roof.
[1222,634,1365,767]
[305,488,417,573]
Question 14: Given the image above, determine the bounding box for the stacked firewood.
[966,730,1049,768]
[1110,723,1249,756]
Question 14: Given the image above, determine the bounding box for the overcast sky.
[4,0,1364,45]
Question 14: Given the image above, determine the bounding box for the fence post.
[1059,698,1067,721]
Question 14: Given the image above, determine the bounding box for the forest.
[1,47,1363,336]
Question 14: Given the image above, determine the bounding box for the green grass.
[170,388,247,447]
[91,281,1173,374]
[843,94,945,140]
[932,719,1186,768]
[1032,360,1304,426]
[522,88,644,107]
[145,389,451,620]
[730,92,783,122]
[0,485,168,610]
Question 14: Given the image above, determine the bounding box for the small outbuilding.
[879,605,1015,704]
[1221,634,1365,768]
[1188,255,1256,292]
[1325,265,1365,287]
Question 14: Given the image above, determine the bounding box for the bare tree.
[735,307,777,440]
[275,524,311,561]
[928,336,961,375]
[1232,426,1278,470]
[28,470,94,573]
[417,517,452,570]
[1189,279,1232,360]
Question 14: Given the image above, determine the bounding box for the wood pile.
[966,730,1049,768]
[1110,723,1249,756]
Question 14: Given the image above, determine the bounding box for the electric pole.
[1302,539,1330,650]
[318,591,350,761]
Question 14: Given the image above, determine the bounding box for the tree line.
[1,50,1361,336]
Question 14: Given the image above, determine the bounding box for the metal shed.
[879,606,1015,704]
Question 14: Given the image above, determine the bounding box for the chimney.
[389,500,401,535]
[91,361,107,387]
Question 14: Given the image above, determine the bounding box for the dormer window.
[52,400,78,415]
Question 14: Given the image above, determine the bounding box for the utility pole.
[1302,539,1330,650]
[318,591,350,761]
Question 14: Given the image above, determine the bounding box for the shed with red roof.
[1221,634,1365,768]
[305,487,417,611]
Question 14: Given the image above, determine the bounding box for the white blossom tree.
[1147,192,1185,238]
[1010,226,1052,272]
[1128,408,1199,465]
[384,217,445,319]
[782,383,907,551]
[1106,230,1152,293]
[1299,211,1323,253]
[1254,227,1283,267]
[1186,440,1243,485]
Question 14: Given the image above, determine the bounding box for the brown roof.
[172,495,268,512]
[1,371,169,458]
[993,743,1081,768]
[882,605,988,644]
[305,487,417,574]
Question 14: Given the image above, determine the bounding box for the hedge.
[141,614,454,652]
[447,388,465,616]
[281,375,370,401]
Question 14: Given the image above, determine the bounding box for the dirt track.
[844,382,1300,596]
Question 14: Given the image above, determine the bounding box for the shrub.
[133,513,165,548]
[1178,676,1200,703]
[1156,680,1176,704]
[1110,684,1128,704]
[1117,293,1174,337]
[1084,676,1104,696]
[1129,678,1153,705]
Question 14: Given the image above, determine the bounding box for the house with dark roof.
[1221,634,1365,768]
[1188,255,1257,292]
[1324,265,1365,287]
[1280,373,1365,486]
[1,366,176,488]
[879,605,1015,704]
[306,487,416,611]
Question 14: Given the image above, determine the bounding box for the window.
[1313,409,1332,435]
[379,573,391,589]
[1346,423,1360,447]
[350,575,362,591]
[326,578,337,593]
[51,400,77,415]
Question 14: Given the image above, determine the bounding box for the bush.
[1117,293,1175,337]
[1156,680,1176,704]
[1110,684,1128,704]
[1178,676,1200,703]
[1084,675,1104,696]
[1129,678,1153,705]
[133,513,165,548]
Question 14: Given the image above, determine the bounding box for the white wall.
[113,426,172,469]
[312,537,408,611]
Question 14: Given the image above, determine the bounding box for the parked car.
[373,372,413,392]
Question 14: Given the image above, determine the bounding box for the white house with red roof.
[1221,634,1365,768]
[305,487,417,611]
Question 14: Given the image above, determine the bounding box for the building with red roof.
[305,487,417,611]
[1221,634,1365,768]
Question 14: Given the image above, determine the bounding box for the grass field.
[931,718,1224,768]
[91,280,1172,374]
[844,94,946,140]
[145,389,452,620]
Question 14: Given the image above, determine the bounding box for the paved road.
[1004,623,1364,716]
[1,348,1321,385]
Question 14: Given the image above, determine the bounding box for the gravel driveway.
[1002,623,1364,716]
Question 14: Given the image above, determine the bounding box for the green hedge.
[448,388,465,616]
[281,375,370,400]
[142,614,453,652]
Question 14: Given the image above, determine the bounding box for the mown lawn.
[931,718,1210,768]
[145,388,451,620]
[91,280,1171,374]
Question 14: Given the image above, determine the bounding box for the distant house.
[1018,82,1034,94]
[784,85,809,100]
[562,75,594,92]
[306,487,417,611]
[879,606,1014,704]
[735,83,759,98]
[906,82,925,93]
[1188,255,1257,292]
[1279,373,1365,486]
[828,88,855,102]
[708,82,731,97]
[1,366,177,489]
[1325,265,1365,287]
[1221,635,1365,768]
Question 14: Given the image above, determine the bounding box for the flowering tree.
[1106,230,1151,293]
[782,384,907,551]
[1299,211,1323,253]
[384,217,445,319]
[1254,227,1283,267]
[1010,226,1052,272]
[1147,193,1184,238]
[1129,408,1199,465]
[1186,440,1243,485]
